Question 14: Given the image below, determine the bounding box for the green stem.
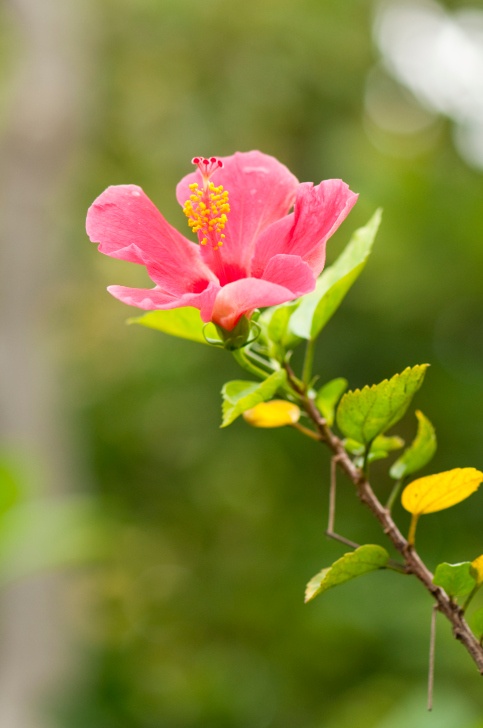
[407,513,419,546]
[291,421,322,441]
[232,348,272,380]
[463,584,480,612]
[233,350,305,405]
[362,443,371,478]
[302,338,316,389]
[245,348,277,374]
[386,478,404,512]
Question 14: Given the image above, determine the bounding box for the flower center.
[182,157,230,250]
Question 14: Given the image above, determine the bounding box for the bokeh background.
[1,0,483,726]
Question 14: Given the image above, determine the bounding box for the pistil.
[182,157,230,252]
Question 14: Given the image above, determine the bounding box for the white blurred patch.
[369,0,483,169]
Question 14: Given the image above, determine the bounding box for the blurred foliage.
[0,452,110,585]
[3,0,483,725]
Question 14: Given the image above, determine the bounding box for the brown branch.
[300,392,483,675]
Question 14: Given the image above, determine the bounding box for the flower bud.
[215,316,252,350]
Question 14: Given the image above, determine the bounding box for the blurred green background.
[1,0,483,726]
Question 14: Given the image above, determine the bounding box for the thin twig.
[328,455,339,534]
[325,455,360,548]
[326,531,361,550]
[302,338,316,388]
[291,422,322,441]
[428,605,437,711]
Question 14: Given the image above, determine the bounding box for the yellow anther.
[183,180,230,250]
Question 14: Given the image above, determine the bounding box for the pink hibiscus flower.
[86,151,357,338]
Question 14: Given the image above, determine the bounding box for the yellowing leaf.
[243,400,300,428]
[471,555,483,586]
[401,468,483,516]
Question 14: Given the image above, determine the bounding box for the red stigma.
[191,155,224,181]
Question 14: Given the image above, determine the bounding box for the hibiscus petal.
[211,277,304,331]
[176,151,299,274]
[107,281,220,322]
[252,179,358,278]
[87,185,216,296]
[261,254,315,297]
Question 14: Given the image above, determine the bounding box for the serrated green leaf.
[471,608,483,637]
[128,307,216,344]
[304,544,389,603]
[336,364,429,445]
[390,410,437,480]
[315,378,348,426]
[433,562,477,599]
[290,209,382,341]
[221,370,287,427]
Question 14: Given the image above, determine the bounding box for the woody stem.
[297,388,483,675]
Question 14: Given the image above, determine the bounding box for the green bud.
[215,316,253,350]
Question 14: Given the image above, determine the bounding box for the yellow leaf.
[242,400,300,428]
[401,468,483,516]
[471,555,483,586]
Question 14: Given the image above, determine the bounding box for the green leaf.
[344,436,405,470]
[373,435,405,453]
[389,410,437,480]
[221,369,287,427]
[304,544,389,603]
[471,608,483,638]
[343,438,365,457]
[259,302,302,355]
[433,562,477,599]
[336,364,429,445]
[128,307,217,344]
[290,209,382,341]
[315,378,348,426]
[344,435,404,458]
[365,435,405,464]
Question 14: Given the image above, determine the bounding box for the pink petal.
[252,179,358,278]
[176,151,299,274]
[107,281,220,322]
[87,185,216,296]
[261,254,316,296]
[211,277,305,331]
